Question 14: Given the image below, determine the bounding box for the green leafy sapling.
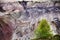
[34,19,53,39]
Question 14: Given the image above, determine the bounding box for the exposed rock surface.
[0,1,60,40]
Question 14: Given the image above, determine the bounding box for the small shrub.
[34,19,53,40]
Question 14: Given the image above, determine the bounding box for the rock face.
[0,1,60,40]
[0,18,14,40]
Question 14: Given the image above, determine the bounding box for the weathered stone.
[0,18,14,40]
[0,1,60,40]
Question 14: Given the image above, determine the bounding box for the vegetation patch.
[31,19,60,40]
